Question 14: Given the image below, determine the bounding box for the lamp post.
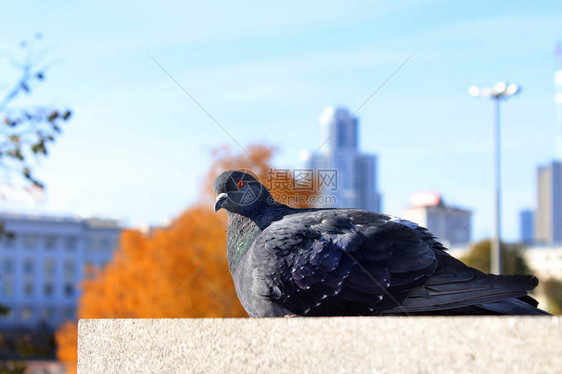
[469,82,520,275]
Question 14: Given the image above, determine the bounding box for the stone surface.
[78,317,561,373]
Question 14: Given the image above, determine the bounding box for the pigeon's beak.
[214,193,228,212]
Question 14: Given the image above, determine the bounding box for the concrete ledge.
[78,317,561,373]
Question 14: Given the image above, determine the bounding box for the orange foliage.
[77,206,244,319]
[56,143,316,367]
[55,321,77,373]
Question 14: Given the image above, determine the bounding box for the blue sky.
[1,1,561,242]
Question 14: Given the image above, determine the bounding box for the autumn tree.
[461,239,532,275]
[56,143,317,369]
[54,322,77,365]
[78,208,245,319]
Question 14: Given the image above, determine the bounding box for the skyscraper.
[519,209,534,245]
[306,106,381,212]
[535,161,562,244]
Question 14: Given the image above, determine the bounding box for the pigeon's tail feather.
[381,271,550,315]
[517,295,539,307]
[477,298,551,315]
[489,274,538,292]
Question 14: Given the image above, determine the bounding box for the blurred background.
[0,1,561,372]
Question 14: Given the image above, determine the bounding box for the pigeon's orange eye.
[237,180,244,188]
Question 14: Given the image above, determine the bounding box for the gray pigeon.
[213,170,549,317]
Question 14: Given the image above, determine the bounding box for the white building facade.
[402,191,472,247]
[306,106,381,212]
[0,213,122,330]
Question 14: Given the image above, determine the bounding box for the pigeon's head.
[213,170,271,215]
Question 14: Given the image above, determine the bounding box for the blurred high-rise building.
[535,161,562,245]
[305,106,381,212]
[402,191,472,247]
[519,209,534,245]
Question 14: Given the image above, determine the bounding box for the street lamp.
[469,82,520,275]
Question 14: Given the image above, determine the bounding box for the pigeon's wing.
[254,209,544,316]
[253,209,438,316]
